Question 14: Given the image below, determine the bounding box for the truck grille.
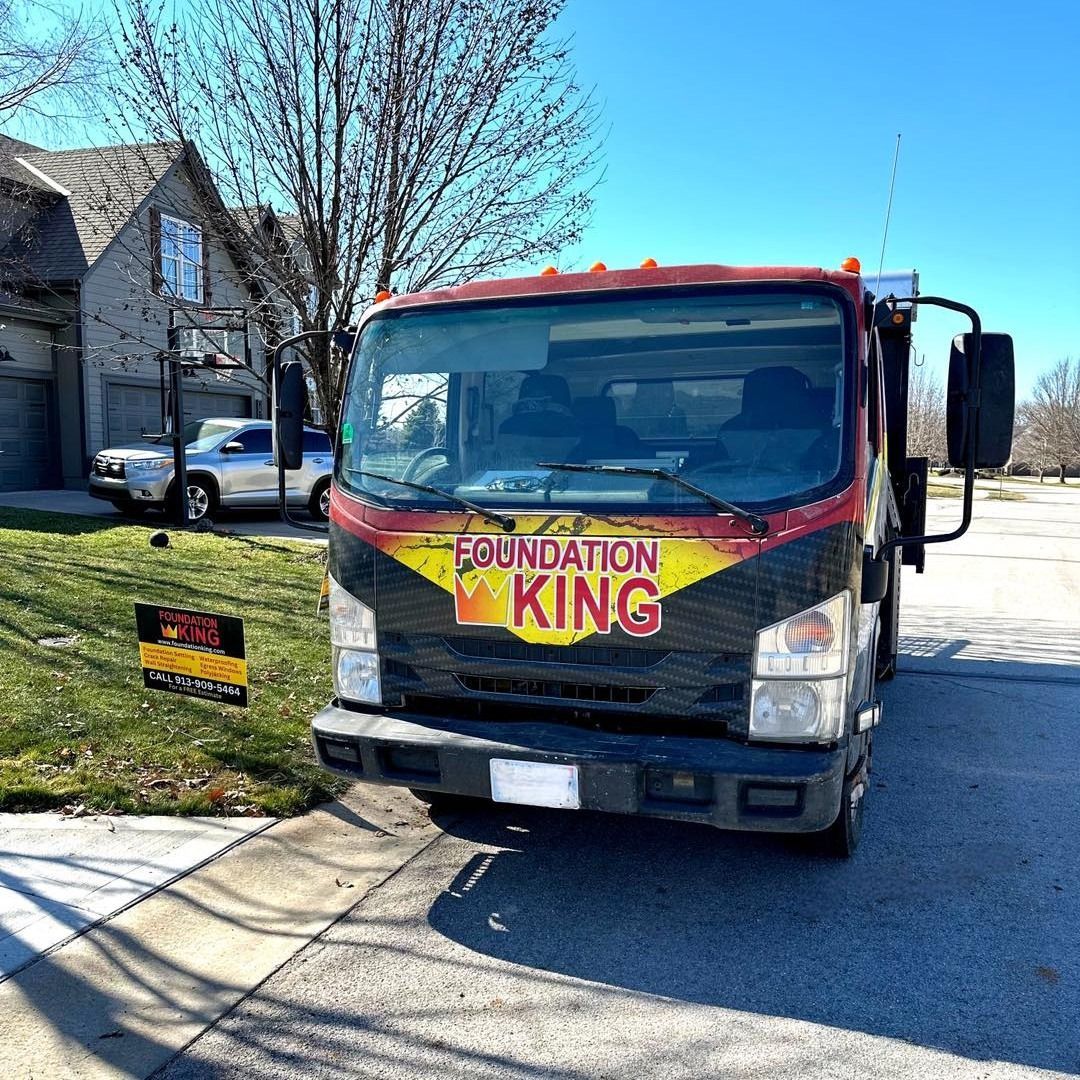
[454,673,657,705]
[443,636,668,669]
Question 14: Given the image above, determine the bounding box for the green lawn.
[0,509,345,816]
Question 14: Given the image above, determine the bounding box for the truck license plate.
[489,759,580,809]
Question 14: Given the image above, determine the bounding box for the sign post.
[135,603,248,706]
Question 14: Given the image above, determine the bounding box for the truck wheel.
[875,547,901,682]
[817,754,869,858]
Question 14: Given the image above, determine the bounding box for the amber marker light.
[640,257,658,269]
[374,290,392,303]
[840,256,861,273]
[783,609,835,653]
[589,261,607,272]
[540,266,559,276]
[892,311,906,325]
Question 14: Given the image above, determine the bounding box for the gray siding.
[0,316,53,371]
[80,160,267,456]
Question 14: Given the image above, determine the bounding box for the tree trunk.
[1060,464,1067,483]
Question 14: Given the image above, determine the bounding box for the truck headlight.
[329,575,380,705]
[753,591,850,679]
[750,591,851,742]
[750,676,847,741]
[334,646,381,705]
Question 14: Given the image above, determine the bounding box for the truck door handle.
[311,458,325,464]
[264,459,276,466]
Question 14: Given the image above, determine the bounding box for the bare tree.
[110,0,601,431]
[0,0,102,121]
[1010,410,1054,481]
[1017,358,1080,483]
[906,365,947,464]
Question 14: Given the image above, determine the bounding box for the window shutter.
[202,223,212,305]
[149,207,162,295]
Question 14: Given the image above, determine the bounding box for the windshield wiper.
[536,462,769,535]
[353,470,516,532]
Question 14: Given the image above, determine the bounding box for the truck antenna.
[874,133,902,299]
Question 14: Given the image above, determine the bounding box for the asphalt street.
[161,489,1080,1080]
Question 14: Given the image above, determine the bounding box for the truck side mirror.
[274,361,307,470]
[947,332,1015,468]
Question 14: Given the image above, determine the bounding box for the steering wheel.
[402,446,456,483]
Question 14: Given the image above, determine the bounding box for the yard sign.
[135,603,248,706]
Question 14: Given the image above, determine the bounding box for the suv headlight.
[329,575,381,705]
[127,457,173,472]
[750,591,850,742]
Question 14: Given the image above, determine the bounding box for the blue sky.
[560,0,1080,398]
[8,0,1076,399]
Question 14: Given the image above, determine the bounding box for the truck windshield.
[337,286,851,513]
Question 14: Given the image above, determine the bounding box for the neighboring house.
[0,134,274,493]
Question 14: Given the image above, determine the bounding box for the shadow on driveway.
[420,662,1079,1075]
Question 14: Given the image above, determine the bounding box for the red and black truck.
[275,259,1014,855]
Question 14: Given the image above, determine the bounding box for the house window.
[161,215,203,303]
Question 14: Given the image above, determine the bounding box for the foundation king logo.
[378,525,748,646]
[455,535,663,642]
[158,611,221,647]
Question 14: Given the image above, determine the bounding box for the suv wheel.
[168,477,218,524]
[309,479,331,522]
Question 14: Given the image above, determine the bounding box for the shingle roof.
[0,134,53,193]
[2,140,182,282]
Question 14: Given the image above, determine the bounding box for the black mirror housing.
[274,361,307,470]
[861,550,889,603]
[947,332,1015,468]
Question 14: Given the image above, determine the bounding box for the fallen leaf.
[335,877,354,888]
[99,1030,124,1040]
[1035,966,1060,984]
[208,786,226,803]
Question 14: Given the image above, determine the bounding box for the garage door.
[0,377,58,491]
[105,383,252,447]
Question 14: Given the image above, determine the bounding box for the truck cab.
[295,261,1013,856]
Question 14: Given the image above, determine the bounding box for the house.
[0,134,275,493]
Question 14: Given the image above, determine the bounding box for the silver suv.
[89,418,333,522]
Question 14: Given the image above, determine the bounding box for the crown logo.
[160,623,179,639]
[454,576,509,626]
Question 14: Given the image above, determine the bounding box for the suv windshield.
[337,287,851,513]
[152,420,241,452]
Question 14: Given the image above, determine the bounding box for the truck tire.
[875,547,901,682]
[816,750,869,858]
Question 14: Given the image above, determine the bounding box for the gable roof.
[0,135,52,192]
[2,140,182,282]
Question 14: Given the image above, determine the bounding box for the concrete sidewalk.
[0,787,437,1080]
[0,813,272,980]
[0,489,327,542]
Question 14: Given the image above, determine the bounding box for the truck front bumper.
[312,703,846,832]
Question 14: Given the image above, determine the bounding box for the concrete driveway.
[158,493,1080,1080]
[0,489,327,542]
